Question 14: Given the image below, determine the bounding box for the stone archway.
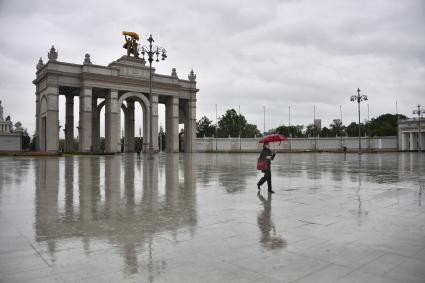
[33,53,198,153]
[92,92,150,153]
[118,92,151,152]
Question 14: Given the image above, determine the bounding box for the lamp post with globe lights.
[138,34,167,159]
[350,88,368,153]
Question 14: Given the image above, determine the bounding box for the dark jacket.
[259,147,276,167]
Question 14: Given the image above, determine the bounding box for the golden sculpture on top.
[122,31,139,57]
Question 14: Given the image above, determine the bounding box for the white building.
[0,101,13,133]
[0,101,22,151]
[398,118,425,151]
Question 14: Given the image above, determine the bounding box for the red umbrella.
[259,134,288,143]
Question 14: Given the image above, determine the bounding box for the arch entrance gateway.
[33,47,198,153]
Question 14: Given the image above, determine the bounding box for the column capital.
[80,87,92,98]
[110,89,118,99]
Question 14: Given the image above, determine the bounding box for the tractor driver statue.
[122,31,140,57]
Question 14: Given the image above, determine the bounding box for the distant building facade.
[398,118,424,151]
[0,101,22,151]
[313,119,321,129]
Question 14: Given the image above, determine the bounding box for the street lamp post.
[215,104,218,152]
[138,34,167,159]
[412,104,425,152]
[350,88,368,154]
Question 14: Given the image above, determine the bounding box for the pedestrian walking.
[257,142,276,193]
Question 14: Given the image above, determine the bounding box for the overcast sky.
[0,0,424,135]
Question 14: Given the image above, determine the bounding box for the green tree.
[217,109,261,138]
[274,125,304,138]
[217,109,243,137]
[346,122,366,137]
[243,123,261,138]
[320,127,332,137]
[30,135,37,151]
[329,119,345,136]
[305,124,320,137]
[196,116,216,137]
[367,113,406,136]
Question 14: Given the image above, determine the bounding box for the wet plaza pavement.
[0,152,424,282]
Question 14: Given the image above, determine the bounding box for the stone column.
[401,133,405,151]
[126,100,135,152]
[105,89,120,153]
[165,97,179,152]
[142,104,150,152]
[44,85,59,152]
[183,96,197,153]
[91,98,100,152]
[65,94,74,152]
[151,95,159,152]
[410,132,414,150]
[79,87,92,152]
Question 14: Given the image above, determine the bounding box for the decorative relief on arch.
[40,96,48,115]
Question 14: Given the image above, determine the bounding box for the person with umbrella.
[257,142,276,193]
[256,134,287,193]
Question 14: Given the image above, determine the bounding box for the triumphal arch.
[33,32,198,153]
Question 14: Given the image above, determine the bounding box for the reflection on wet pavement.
[0,153,424,282]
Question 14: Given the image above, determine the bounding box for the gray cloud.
[0,0,424,135]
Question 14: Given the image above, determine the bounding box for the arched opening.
[117,92,151,153]
[134,101,144,153]
[58,93,79,152]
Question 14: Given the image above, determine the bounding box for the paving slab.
[0,152,424,282]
